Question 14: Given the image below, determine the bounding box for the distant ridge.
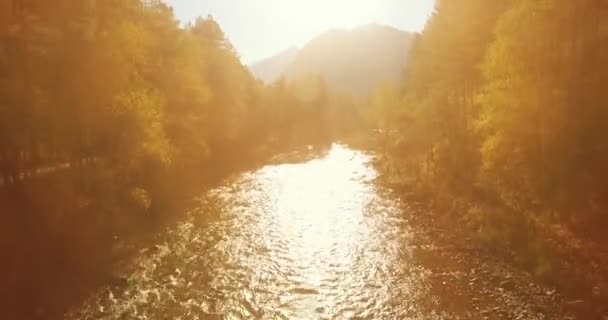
[249,24,413,98]
[248,46,299,84]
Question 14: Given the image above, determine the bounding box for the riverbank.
[397,193,579,319]
[0,143,330,320]
[340,135,607,318]
[372,158,608,319]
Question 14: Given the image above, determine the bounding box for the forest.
[369,0,608,299]
[0,0,359,317]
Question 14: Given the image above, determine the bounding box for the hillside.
[249,24,413,98]
[248,46,298,84]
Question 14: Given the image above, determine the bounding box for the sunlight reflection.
[258,144,377,316]
[69,144,420,320]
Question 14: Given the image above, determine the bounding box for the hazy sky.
[163,0,435,64]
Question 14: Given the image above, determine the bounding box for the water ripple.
[68,144,436,319]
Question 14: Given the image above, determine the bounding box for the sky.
[163,0,435,64]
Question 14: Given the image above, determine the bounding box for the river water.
[67,144,460,319]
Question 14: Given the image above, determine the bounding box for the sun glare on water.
[258,145,382,317]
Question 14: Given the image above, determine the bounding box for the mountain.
[248,46,299,84]
[249,24,413,98]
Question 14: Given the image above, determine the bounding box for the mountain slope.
[287,24,413,97]
[249,46,298,84]
[250,24,413,98]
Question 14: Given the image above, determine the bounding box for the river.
[67,144,563,320]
